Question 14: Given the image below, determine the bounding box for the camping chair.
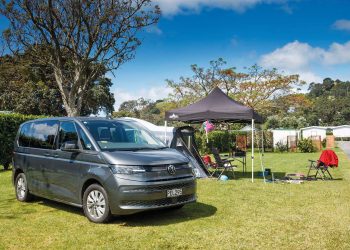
[211,147,236,179]
[306,150,338,180]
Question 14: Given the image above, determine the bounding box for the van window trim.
[17,120,60,150]
[57,121,81,151]
[56,120,97,153]
[76,123,96,152]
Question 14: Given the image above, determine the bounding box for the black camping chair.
[306,150,338,180]
[306,160,333,180]
[210,147,236,179]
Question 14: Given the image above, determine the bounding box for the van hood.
[100,148,189,166]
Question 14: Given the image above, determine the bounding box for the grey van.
[13,117,196,223]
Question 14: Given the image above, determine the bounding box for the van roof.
[21,117,129,124]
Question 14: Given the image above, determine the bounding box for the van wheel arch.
[81,179,103,202]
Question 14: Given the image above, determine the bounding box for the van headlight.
[110,165,146,175]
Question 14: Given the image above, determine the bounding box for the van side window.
[77,127,94,151]
[18,123,33,147]
[59,122,79,149]
[30,121,59,149]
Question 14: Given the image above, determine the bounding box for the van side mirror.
[61,141,80,152]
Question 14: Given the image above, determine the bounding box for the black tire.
[15,173,33,202]
[83,184,112,223]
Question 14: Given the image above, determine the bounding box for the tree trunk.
[53,69,82,117]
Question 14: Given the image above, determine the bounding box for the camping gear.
[165,87,263,182]
[202,155,212,167]
[211,147,236,179]
[306,149,338,180]
[258,170,270,177]
[220,175,229,181]
[170,126,210,178]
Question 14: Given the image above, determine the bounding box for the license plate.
[167,188,182,198]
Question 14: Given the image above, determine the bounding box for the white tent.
[118,117,175,145]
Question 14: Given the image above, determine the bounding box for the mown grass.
[0,149,349,249]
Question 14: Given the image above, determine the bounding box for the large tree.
[0,0,160,116]
[113,98,165,125]
[306,78,350,126]
[166,59,302,114]
[0,50,115,115]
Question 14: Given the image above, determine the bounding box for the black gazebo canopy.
[164,87,263,182]
[165,87,263,123]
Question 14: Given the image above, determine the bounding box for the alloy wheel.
[86,190,106,219]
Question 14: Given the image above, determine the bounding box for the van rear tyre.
[15,173,33,202]
[83,184,112,223]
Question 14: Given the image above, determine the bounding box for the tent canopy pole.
[251,119,254,183]
[164,121,167,145]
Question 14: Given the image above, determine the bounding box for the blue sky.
[1,0,350,109]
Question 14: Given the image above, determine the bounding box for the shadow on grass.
[0,197,39,219]
[36,198,83,216]
[34,198,217,226]
[111,202,217,226]
[210,171,287,180]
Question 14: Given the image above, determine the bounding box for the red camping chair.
[306,149,338,180]
[202,155,217,177]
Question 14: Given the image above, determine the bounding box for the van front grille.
[121,194,196,208]
[124,182,195,193]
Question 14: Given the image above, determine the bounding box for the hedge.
[0,113,44,169]
[195,130,273,154]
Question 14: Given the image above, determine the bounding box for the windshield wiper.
[131,147,168,151]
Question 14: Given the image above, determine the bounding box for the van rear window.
[18,121,59,149]
[31,121,59,149]
[18,123,32,147]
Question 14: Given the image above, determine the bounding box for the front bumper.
[108,177,196,215]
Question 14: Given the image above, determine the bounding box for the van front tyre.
[83,184,112,223]
[15,173,33,202]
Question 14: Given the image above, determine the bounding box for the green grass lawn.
[1,149,350,249]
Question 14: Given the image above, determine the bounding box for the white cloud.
[113,86,172,110]
[333,19,350,31]
[260,41,322,70]
[322,41,350,65]
[154,0,288,15]
[259,40,350,83]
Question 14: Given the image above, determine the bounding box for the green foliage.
[166,59,302,115]
[0,51,115,116]
[265,115,280,129]
[0,113,44,168]
[265,115,308,129]
[113,98,167,125]
[326,128,333,135]
[297,138,316,153]
[275,141,288,152]
[307,78,350,126]
[195,130,273,154]
[195,131,237,154]
[322,138,327,148]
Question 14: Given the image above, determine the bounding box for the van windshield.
[82,120,167,151]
